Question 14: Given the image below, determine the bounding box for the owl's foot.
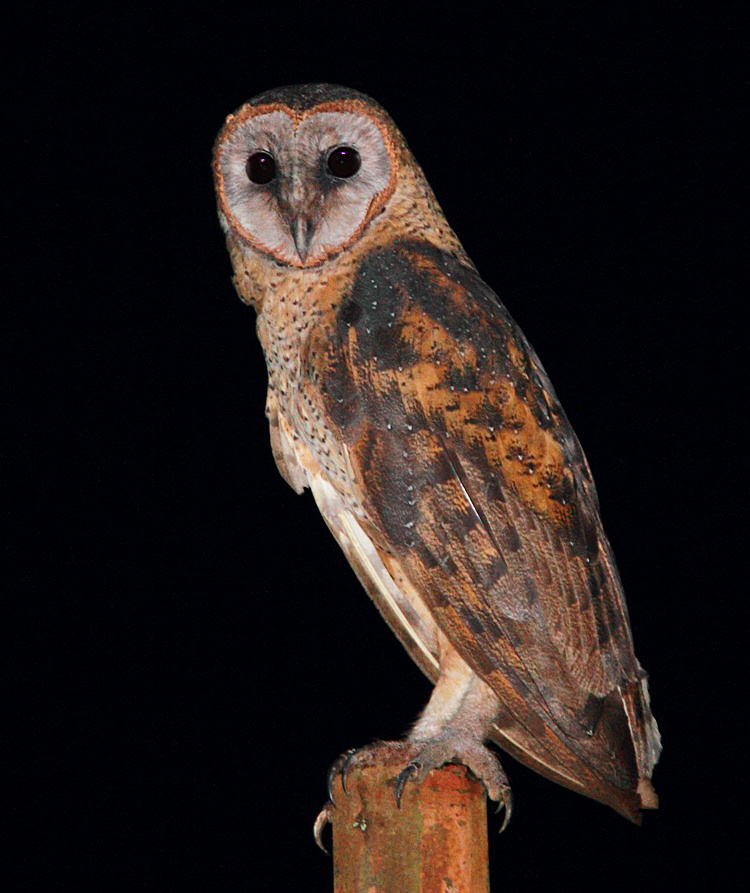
[314,740,424,851]
[313,738,512,850]
[396,735,513,830]
[326,740,419,804]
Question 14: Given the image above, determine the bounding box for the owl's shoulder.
[324,237,525,402]
[331,237,504,351]
[315,237,604,548]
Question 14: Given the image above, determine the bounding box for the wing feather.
[310,238,660,806]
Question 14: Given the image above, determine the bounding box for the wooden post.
[328,751,490,893]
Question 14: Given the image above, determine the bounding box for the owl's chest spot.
[259,294,353,495]
[259,296,308,394]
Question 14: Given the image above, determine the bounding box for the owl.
[213,84,661,830]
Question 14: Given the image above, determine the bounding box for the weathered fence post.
[327,752,490,893]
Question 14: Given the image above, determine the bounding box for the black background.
[6,2,742,889]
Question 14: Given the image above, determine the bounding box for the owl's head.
[213,84,410,268]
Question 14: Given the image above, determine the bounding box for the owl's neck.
[253,259,349,409]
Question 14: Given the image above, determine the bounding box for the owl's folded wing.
[312,239,660,813]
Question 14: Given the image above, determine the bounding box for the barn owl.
[212,84,661,831]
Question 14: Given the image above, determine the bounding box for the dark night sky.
[6,2,742,889]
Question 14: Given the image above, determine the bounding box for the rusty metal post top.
[328,751,490,893]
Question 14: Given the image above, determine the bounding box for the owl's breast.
[257,294,356,501]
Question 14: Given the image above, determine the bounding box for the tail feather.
[621,670,662,783]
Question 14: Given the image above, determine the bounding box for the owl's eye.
[246,151,277,185]
[327,146,361,179]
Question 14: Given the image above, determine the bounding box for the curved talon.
[495,788,514,833]
[314,803,333,854]
[327,748,359,805]
[394,760,422,808]
[326,764,338,807]
[339,748,359,797]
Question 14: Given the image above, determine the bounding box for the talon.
[495,788,514,833]
[327,748,358,805]
[314,803,333,854]
[340,749,358,797]
[326,764,338,807]
[394,760,422,808]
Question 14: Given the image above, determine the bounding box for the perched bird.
[213,84,661,827]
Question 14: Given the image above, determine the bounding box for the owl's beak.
[278,172,317,264]
[290,214,314,264]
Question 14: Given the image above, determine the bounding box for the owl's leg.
[396,642,512,820]
[316,640,511,852]
[408,634,485,739]
[323,638,483,802]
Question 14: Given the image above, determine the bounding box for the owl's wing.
[310,239,660,816]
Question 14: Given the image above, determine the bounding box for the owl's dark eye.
[246,151,276,185]
[327,146,361,179]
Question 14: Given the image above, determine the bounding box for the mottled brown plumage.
[213,84,660,826]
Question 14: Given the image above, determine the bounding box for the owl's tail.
[489,667,661,823]
[622,669,662,811]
